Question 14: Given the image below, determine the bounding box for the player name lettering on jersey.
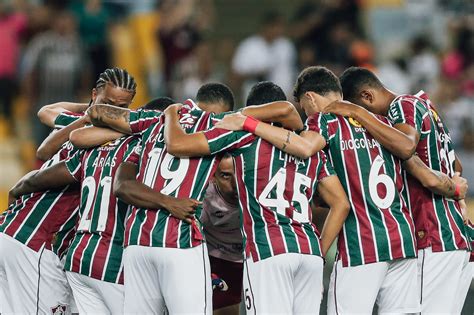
[340,138,380,151]
[92,156,117,168]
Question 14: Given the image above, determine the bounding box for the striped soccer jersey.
[388,91,469,252]
[0,112,83,259]
[204,126,335,262]
[124,101,254,249]
[63,136,139,284]
[306,113,417,267]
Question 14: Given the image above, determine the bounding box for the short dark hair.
[339,67,384,103]
[142,97,176,111]
[293,66,342,102]
[196,83,235,111]
[246,81,287,106]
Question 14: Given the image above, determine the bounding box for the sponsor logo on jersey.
[179,112,198,129]
[348,118,366,132]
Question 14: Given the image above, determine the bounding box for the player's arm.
[454,153,463,175]
[87,104,133,134]
[164,105,213,157]
[402,155,467,200]
[317,175,350,256]
[243,101,304,131]
[38,102,89,128]
[36,115,91,161]
[10,162,77,198]
[113,162,200,224]
[324,100,417,160]
[215,112,326,158]
[69,126,125,149]
[8,170,38,205]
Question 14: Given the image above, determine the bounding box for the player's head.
[214,153,237,204]
[293,66,342,115]
[339,67,389,115]
[142,97,177,111]
[245,81,287,106]
[92,67,137,108]
[196,83,234,113]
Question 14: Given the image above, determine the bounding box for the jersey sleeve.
[123,137,141,165]
[304,113,336,143]
[54,111,84,129]
[204,128,256,155]
[64,150,85,181]
[129,110,163,135]
[388,96,428,134]
[316,151,336,182]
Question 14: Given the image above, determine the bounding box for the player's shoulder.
[306,112,338,125]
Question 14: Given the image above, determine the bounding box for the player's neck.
[382,89,397,115]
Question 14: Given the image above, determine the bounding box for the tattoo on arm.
[435,171,455,193]
[281,131,291,151]
[90,106,130,127]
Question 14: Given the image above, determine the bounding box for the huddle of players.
[0,65,472,315]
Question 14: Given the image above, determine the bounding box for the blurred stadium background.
[0,0,472,313]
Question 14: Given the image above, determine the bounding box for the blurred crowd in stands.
[0,0,473,153]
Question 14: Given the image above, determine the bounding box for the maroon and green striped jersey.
[63,136,139,284]
[388,91,469,252]
[0,112,83,259]
[124,100,254,249]
[306,113,417,267]
[204,127,335,262]
[466,223,474,262]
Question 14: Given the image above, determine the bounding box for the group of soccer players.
[0,64,472,315]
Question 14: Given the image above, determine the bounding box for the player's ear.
[92,88,98,103]
[360,89,373,104]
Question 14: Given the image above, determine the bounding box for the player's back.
[391,91,468,252]
[306,112,416,267]
[64,135,139,284]
[124,102,253,250]
[0,139,80,259]
[228,136,331,262]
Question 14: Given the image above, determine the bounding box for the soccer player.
[205,81,292,315]
[0,67,137,314]
[87,82,304,313]
[202,154,243,315]
[336,67,471,313]
[162,96,350,313]
[238,66,421,314]
[7,101,191,314]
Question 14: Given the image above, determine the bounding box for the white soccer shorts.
[327,257,420,314]
[0,233,73,314]
[418,247,471,314]
[453,257,473,314]
[66,271,124,314]
[243,253,324,314]
[123,243,212,314]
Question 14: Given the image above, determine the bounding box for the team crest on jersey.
[51,304,67,315]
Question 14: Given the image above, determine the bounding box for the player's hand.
[324,100,361,118]
[164,103,183,117]
[163,195,201,224]
[214,112,246,131]
[452,172,468,200]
